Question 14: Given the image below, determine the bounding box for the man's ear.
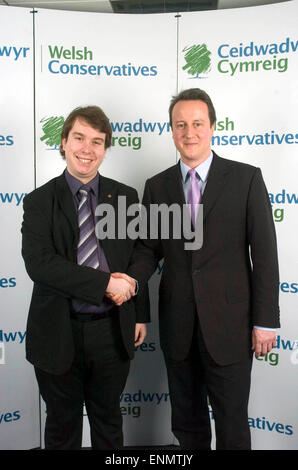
[61,138,66,151]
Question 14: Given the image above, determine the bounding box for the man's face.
[171,100,214,167]
[62,118,107,183]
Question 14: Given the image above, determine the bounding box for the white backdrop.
[178,3,298,450]
[0,1,297,450]
[34,8,177,447]
[0,6,40,449]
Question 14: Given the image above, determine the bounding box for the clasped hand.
[105,272,136,306]
[252,328,277,358]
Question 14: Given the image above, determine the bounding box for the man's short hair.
[60,105,112,158]
[169,88,216,128]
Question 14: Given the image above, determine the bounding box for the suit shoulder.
[214,155,266,192]
[23,175,62,204]
[146,164,178,185]
[101,176,137,197]
[217,155,258,175]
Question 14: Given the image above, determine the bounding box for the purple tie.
[77,187,100,269]
[72,186,112,314]
[187,168,201,226]
[71,187,101,313]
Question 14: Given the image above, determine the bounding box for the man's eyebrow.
[71,131,104,141]
[174,119,204,123]
[71,131,84,136]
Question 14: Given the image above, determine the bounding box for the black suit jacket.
[22,172,149,375]
[128,153,280,365]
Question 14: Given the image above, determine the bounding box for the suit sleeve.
[121,186,151,324]
[21,194,110,305]
[247,168,280,328]
[128,180,164,288]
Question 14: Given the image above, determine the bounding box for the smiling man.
[21,106,149,449]
[62,118,107,182]
[124,88,280,450]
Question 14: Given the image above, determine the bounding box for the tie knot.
[188,168,198,180]
[78,186,91,200]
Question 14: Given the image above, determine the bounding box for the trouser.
[164,320,253,450]
[35,313,130,450]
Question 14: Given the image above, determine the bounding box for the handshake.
[105,272,137,306]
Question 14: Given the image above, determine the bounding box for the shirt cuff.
[131,278,139,295]
[254,326,276,331]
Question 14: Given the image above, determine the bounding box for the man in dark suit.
[116,88,280,449]
[21,106,149,450]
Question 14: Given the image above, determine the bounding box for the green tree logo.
[182,44,211,78]
[40,116,64,148]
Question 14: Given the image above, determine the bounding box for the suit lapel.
[56,173,78,238]
[97,175,119,272]
[163,163,193,265]
[56,172,119,271]
[164,157,230,262]
[164,163,186,206]
[163,158,230,221]
[98,174,118,207]
[201,153,230,220]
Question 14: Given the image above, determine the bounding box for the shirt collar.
[65,169,99,199]
[180,151,213,183]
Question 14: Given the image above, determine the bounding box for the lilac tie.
[187,168,201,226]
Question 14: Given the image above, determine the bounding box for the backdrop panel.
[178,0,298,449]
[0,0,297,450]
[33,8,177,447]
[0,6,40,450]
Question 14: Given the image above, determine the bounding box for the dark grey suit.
[128,153,279,449]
